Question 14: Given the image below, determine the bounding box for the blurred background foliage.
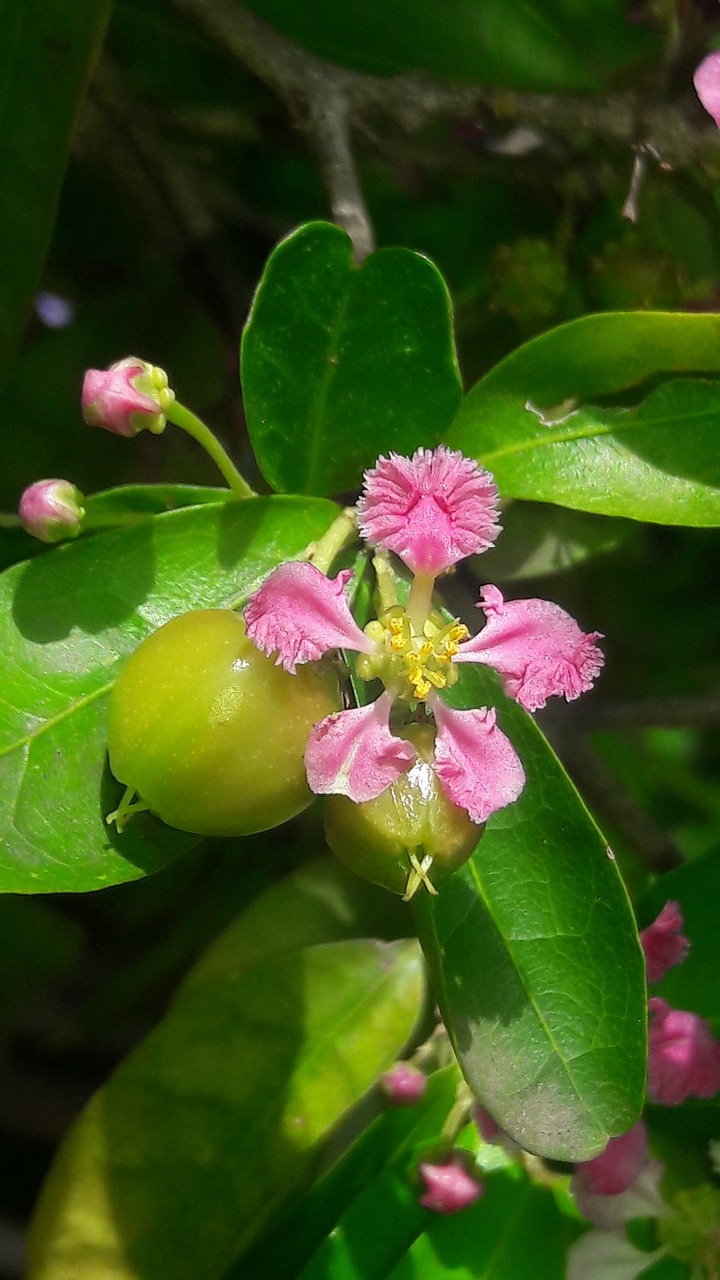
[2,0,720,1272]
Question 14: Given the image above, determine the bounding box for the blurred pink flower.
[380,1062,427,1105]
[647,998,720,1105]
[694,50,720,128]
[640,901,690,984]
[573,1121,648,1199]
[418,1155,484,1213]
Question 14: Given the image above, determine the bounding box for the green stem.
[372,550,399,612]
[306,507,358,573]
[406,571,435,631]
[0,514,22,529]
[167,401,255,499]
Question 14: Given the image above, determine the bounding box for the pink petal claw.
[640,901,690,984]
[244,562,372,674]
[357,447,501,575]
[305,692,415,803]
[418,1157,484,1214]
[694,51,720,128]
[432,699,525,824]
[455,585,604,712]
[647,998,720,1106]
[573,1121,648,1199]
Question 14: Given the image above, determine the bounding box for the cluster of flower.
[385,898,720,1253]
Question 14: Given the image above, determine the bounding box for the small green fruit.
[324,725,480,898]
[108,609,340,836]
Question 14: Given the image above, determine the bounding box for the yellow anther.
[419,640,434,660]
[414,677,432,699]
[449,624,469,643]
[444,641,459,658]
[425,669,446,689]
[390,634,407,653]
[388,617,404,636]
[436,652,452,664]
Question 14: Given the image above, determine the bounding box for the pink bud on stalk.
[647,998,720,1105]
[640,901,690,984]
[418,1154,484,1214]
[380,1062,427,1106]
[82,357,174,437]
[19,479,85,544]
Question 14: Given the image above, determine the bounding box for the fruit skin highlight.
[108,609,340,837]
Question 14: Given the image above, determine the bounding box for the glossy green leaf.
[241,222,462,496]
[476,501,629,581]
[85,484,232,522]
[448,313,720,524]
[237,1066,460,1280]
[414,664,647,1162]
[639,841,720,1019]
[27,935,425,1280]
[0,495,336,893]
[386,1166,577,1280]
[0,0,111,386]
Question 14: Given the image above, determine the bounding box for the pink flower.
[647,998,720,1105]
[640,901,690,984]
[18,479,85,544]
[694,51,720,128]
[573,1121,648,1199]
[418,1155,484,1213]
[381,1062,427,1105]
[82,357,174,437]
[243,448,603,892]
[357,447,501,575]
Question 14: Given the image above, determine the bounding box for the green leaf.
[414,664,647,1162]
[385,1166,577,1280]
[241,222,462,496]
[85,484,232,523]
[639,841,720,1019]
[476,501,629,581]
[0,495,337,894]
[237,1066,460,1280]
[27,934,425,1280]
[447,312,720,524]
[0,0,111,386]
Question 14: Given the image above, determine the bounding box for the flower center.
[357,608,468,701]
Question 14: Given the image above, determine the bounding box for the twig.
[167,0,720,172]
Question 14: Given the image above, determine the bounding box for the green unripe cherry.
[108,609,340,836]
[324,725,480,899]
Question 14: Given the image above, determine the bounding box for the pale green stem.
[305,507,358,573]
[0,514,21,528]
[372,550,399,612]
[406,570,435,630]
[167,401,255,499]
[440,1081,475,1144]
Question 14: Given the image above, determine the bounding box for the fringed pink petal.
[647,998,720,1105]
[244,562,372,674]
[455,584,604,712]
[432,699,525,824]
[640,901,690,984]
[357,447,500,575]
[694,51,720,128]
[305,692,415,803]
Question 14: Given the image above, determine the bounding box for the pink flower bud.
[82,357,174,437]
[418,1154,484,1214]
[647,998,720,1105]
[473,1103,504,1144]
[640,901,690,984]
[18,479,85,544]
[694,51,720,128]
[573,1121,648,1198]
[380,1062,427,1106]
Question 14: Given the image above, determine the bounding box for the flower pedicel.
[245,446,603,898]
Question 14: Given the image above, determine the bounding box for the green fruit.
[324,725,480,898]
[108,609,340,836]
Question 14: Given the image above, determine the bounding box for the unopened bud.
[19,479,85,544]
[380,1062,427,1106]
[418,1153,484,1214]
[82,357,174,437]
